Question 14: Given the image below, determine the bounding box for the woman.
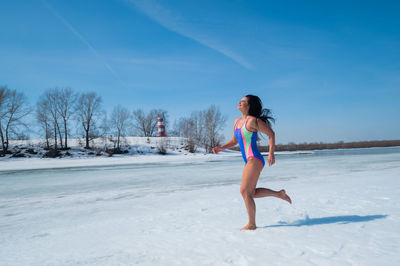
[212,95,292,230]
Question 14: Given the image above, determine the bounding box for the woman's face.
[238,97,249,114]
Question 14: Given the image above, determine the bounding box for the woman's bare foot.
[279,189,292,204]
[240,223,257,230]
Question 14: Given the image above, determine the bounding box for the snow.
[1,137,231,170]
[4,137,195,159]
[1,146,400,265]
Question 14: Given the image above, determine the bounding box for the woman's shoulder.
[242,116,257,132]
[247,115,258,121]
[233,117,241,126]
[248,116,264,123]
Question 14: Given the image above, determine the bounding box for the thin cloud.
[42,0,122,82]
[127,0,253,69]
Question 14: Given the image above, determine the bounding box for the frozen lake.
[1,147,400,265]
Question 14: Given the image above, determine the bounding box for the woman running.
[212,95,292,230]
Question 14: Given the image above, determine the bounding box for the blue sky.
[1,0,399,144]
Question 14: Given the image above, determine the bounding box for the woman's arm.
[212,119,238,154]
[218,137,238,151]
[256,118,275,166]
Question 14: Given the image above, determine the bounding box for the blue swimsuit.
[234,117,265,167]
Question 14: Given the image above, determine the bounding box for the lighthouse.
[157,117,166,137]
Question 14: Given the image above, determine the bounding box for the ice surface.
[1,147,400,265]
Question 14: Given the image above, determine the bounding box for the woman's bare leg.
[240,158,263,230]
[254,188,292,204]
[240,158,293,230]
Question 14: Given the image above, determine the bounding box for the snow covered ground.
[1,147,399,265]
[3,137,195,159]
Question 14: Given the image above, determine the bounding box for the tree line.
[172,105,226,153]
[254,140,400,152]
[0,86,226,156]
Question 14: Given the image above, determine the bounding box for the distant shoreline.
[1,138,399,161]
[231,139,400,152]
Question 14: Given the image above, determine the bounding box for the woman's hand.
[267,153,275,166]
[212,146,223,154]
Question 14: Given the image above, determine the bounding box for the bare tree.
[170,119,180,137]
[176,105,226,153]
[40,89,63,149]
[99,110,110,142]
[36,97,53,149]
[175,111,205,152]
[190,110,205,147]
[0,87,31,155]
[76,92,102,149]
[110,105,131,151]
[0,87,10,154]
[203,105,226,153]
[132,108,168,137]
[0,87,8,118]
[56,87,76,149]
[132,109,147,136]
[176,117,195,152]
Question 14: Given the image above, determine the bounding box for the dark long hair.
[245,94,275,127]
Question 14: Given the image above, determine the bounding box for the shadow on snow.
[262,214,388,228]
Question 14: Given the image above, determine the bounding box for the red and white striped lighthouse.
[157,117,166,137]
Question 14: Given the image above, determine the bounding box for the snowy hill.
[0,137,241,171]
[2,137,203,159]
